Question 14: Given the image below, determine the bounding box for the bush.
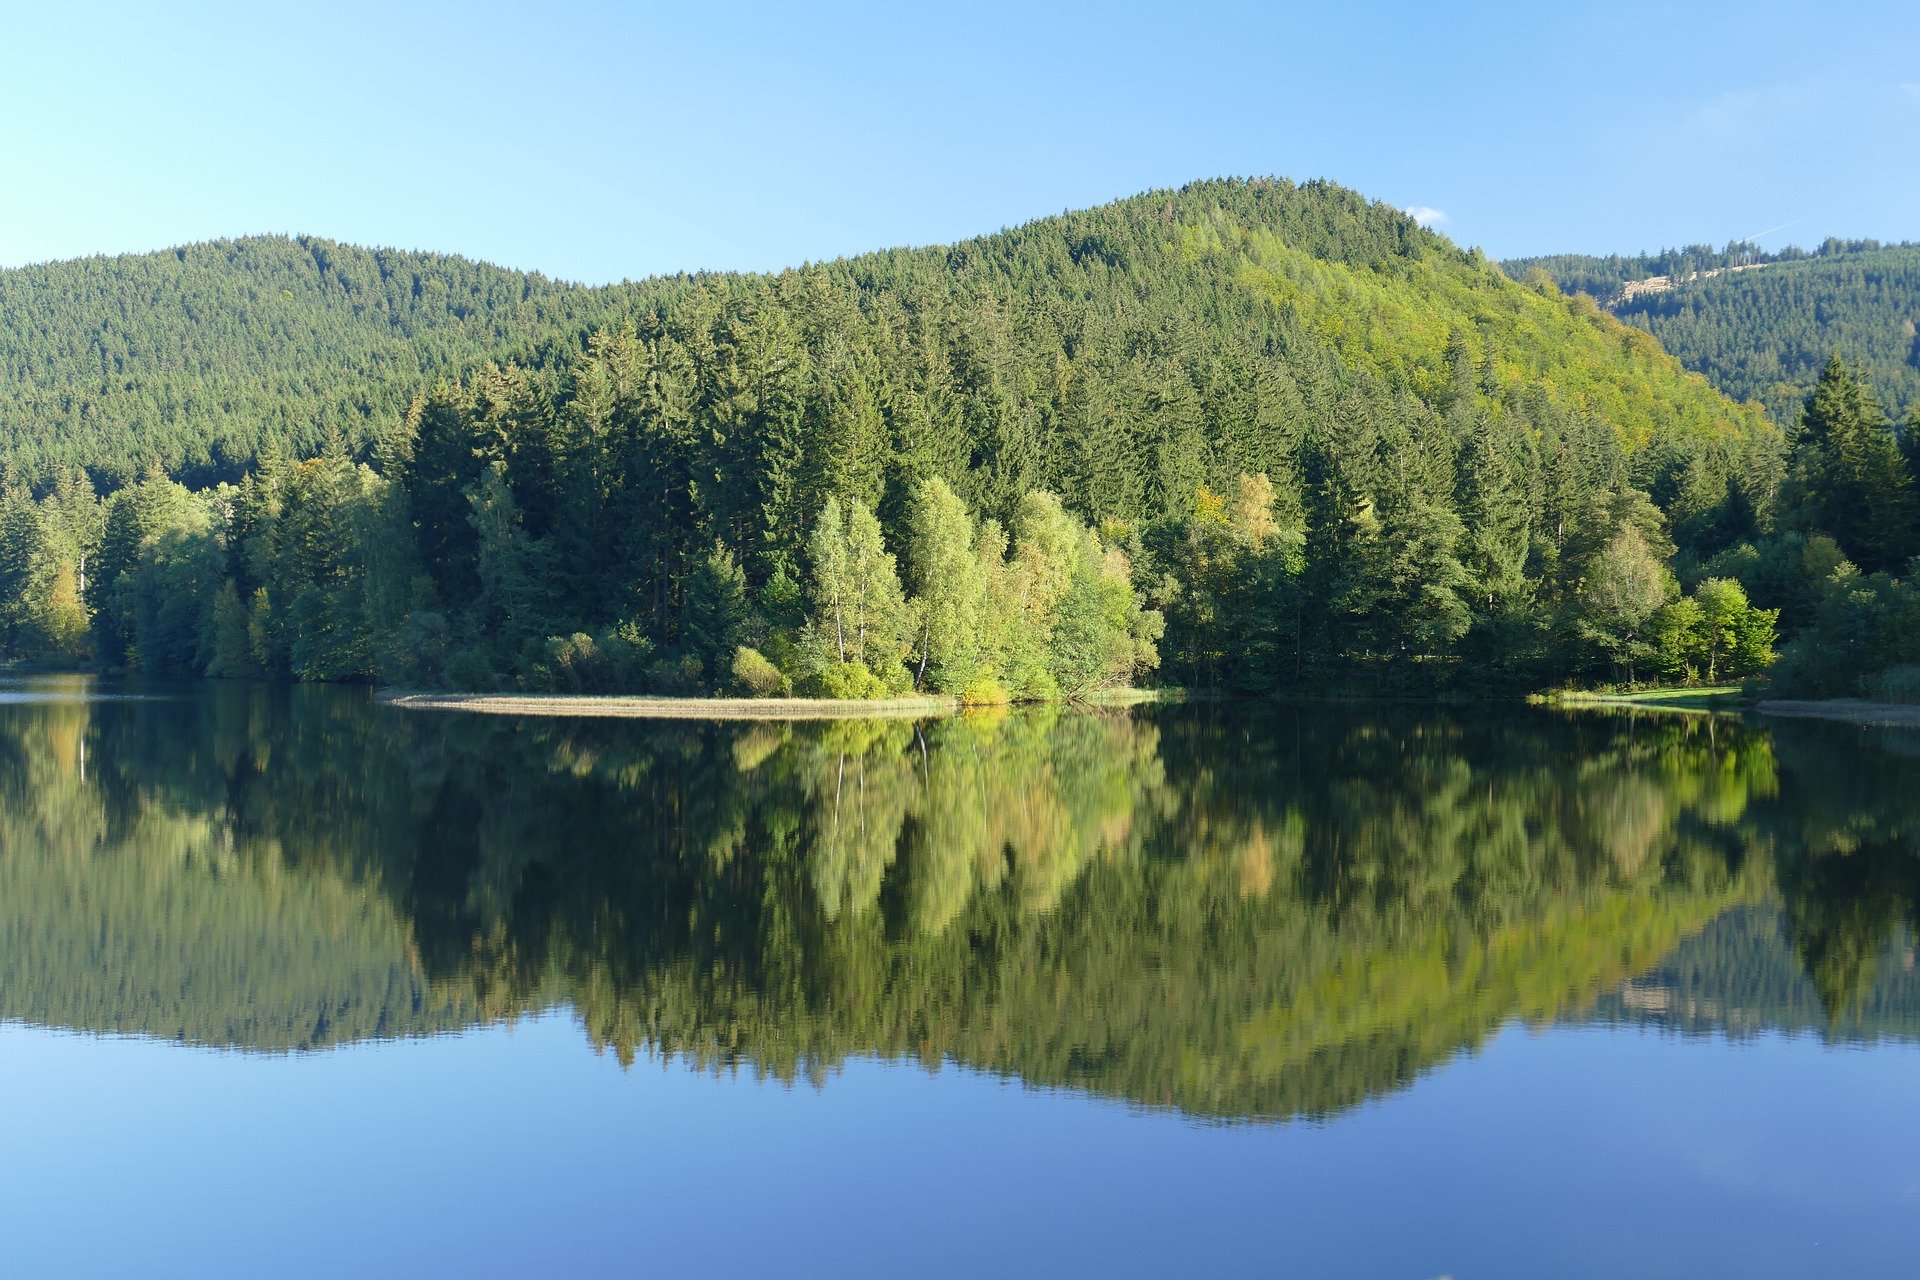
[644,653,706,696]
[731,646,787,697]
[523,622,655,692]
[596,621,655,688]
[1863,664,1920,705]
[527,633,594,692]
[959,676,1011,705]
[444,645,501,691]
[382,609,449,686]
[1768,573,1920,698]
[804,660,883,699]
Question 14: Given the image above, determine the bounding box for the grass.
[1539,686,1747,714]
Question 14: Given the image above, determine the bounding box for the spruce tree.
[683,541,750,686]
[1786,355,1918,573]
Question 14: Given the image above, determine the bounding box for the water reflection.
[1,679,1916,1121]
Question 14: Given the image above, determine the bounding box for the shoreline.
[1755,699,1920,729]
[378,689,960,721]
[1540,687,1744,715]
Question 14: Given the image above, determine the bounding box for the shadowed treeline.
[1,681,1916,1120]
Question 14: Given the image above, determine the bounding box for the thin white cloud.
[1680,81,1817,137]
[1677,78,1920,136]
[1404,205,1447,228]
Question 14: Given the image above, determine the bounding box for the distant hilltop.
[1616,258,1772,304]
[1506,237,1920,421]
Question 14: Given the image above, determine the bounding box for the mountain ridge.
[2,177,1768,491]
[1504,239,1920,423]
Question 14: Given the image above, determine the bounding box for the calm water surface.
[1,678,1916,1277]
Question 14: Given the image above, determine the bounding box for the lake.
[1,677,1916,1277]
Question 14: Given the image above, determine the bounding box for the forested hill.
[3,180,1764,492]
[1504,240,1920,424]
[0,236,659,485]
[6,178,1803,699]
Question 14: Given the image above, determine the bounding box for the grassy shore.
[377,689,960,721]
[1540,686,1746,714]
[1549,686,1920,729]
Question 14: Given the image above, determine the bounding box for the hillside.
[3,178,1799,696]
[1505,240,1920,423]
[0,236,658,485]
[2,180,1764,490]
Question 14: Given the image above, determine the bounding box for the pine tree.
[683,541,750,686]
[0,482,42,654]
[467,461,539,657]
[205,579,257,678]
[1785,355,1918,572]
[1457,408,1535,613]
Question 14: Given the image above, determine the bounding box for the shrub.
[443,645,500,691]
[523,622,655,692]
[596,621,655,688]
[1863,664,1920,705]
[959,676,1012,706]
[731,645,787,697]
[382,609,449,687]
[644,653,705,696]
[526,633,599,692]
[804,660,883,699]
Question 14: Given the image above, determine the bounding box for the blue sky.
[3,0,1915,282]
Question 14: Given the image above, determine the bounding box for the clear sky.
[3,0,1915,282]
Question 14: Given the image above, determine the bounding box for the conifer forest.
[4,179,1917,702]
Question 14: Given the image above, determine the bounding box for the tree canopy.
[2,178,1805,696]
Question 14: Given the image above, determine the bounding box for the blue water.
[2,680,1917,1276]
[4,1018,1916,1277]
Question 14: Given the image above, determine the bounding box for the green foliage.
[0,178,1820,695]
[1577,525,1674,683]
[1696,531,1856,636]
[0,476,93,660]
[683,542,750,686]
[524,623,655,693]
[902,475,989,694]
[1780,356,1917,574]
[803,660,888,699]
[204,580,257,679]
[731,645,786,697]
[467,460,541,656]
[801,496,912,689]
[443,645,501,691]
[1769,571,1920,698]
[1653,577,1776,682]
[1508,239,1920,425]
[0,235,661,486]
[1653,595,1705,681]
[1861,665,1920,705]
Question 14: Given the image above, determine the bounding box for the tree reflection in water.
[1,679,1916,1121]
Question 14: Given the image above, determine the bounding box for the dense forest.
[1503,237,1900,305]
[6,690,1918,1117]
[1506,239,1920,425]
[2,178,1916,698]
[0,235,664,486]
